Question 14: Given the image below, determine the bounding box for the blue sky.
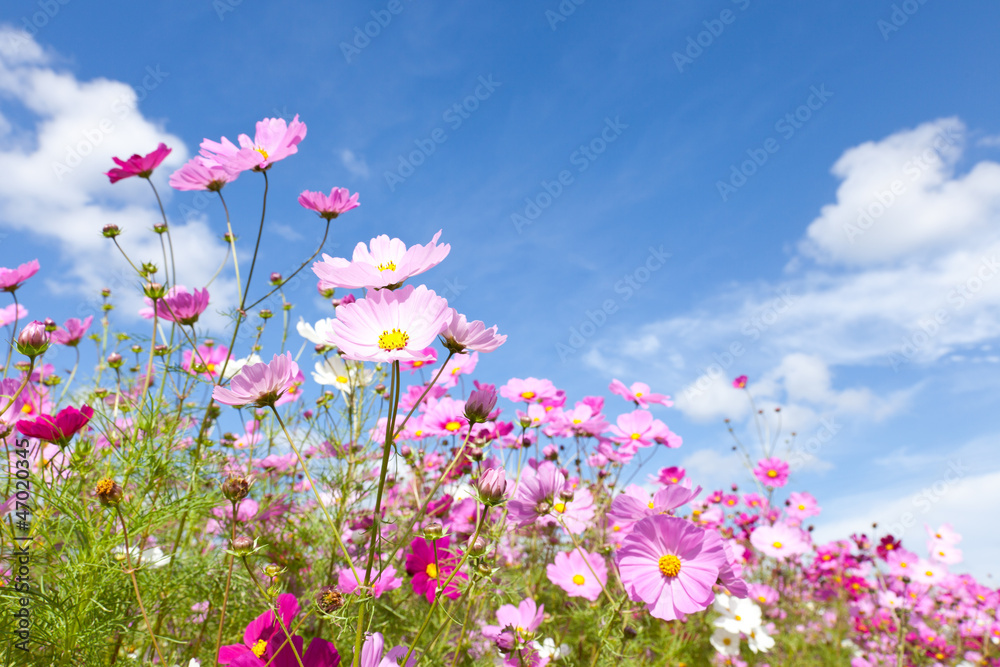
[2,1,1000,578]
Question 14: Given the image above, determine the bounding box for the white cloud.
[339,148,370,179]
[0,24,237,326]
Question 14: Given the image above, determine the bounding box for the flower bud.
[16,321,50,358]
[153,223,168,235]
[476,468,509,506]
[102,224,122,238]
[467,446,484,461]
[270,272,283,285]
[96,478,124,506]
[495,627,517,653]
[223,232,236,243]
[264,564,283,579]
[43,318,57,332]
[423,521,444,540]
[399,445,412,458]
[467,535,488,557]
[558,488,574,503]
[101,287,112,297]
[318,283,335,299]
[259,309,273,320]
[153,344,169,357]
[316,585,344,613]
[464,386,498,424]
[106,353,124,369]
[222,475,251,502]
[144,282,166,299]
[232,535,254,555]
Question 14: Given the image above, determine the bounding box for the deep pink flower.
[169,155,239,191]
[298,187,360,220]
[16,404,93,447]
[608,379,673,408]
[0,259,40,293]
[405,537,465,602]
[155,286,210,325]
[749,523,811,559]
[616,515,730,621]
[181,344,231,378]
[213,353,301,408]
[312,230,450,290]
[655,466,686,486]
[753,457,789,488]
[218,593,339,666]
[439,309,506,353]
[201,115,307,173]
[506,461,566,528]
[500,377,560,404]
[547,549,607,601]
[323,285,452,363]
[733,375,748,389]
[106,143,172,183]
[50,316,93,346]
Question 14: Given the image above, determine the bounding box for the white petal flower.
[710,628,740,656]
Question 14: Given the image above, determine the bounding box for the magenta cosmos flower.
[507,461,566,528]
[609,379,673,409]
[106,143,172,183]
[1,259,40,293]
[213,352,301,408]
[405,536,466,602]
[753,457,789,487]
[313,230,450,291]
[182,344,231,378]
[298,187,360,220]
[359,633,413,667]
[50,316,93,346]
[749,523,811,559]
[439,309,507,353]
[547,549,607,601]
[338,564,403,599]
[616,515,731,621]
[201,115,307,173]
[154,286,210,325]
[323,285,452,363]
[218,593,339,667]
[733,375,748,389]
[16,404,94,447]
[169,155,239,191]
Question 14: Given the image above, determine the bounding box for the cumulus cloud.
[339,148,370,179]
[0,24,236,325]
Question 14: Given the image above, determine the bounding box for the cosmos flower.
[0,303,28,327]
[785,491,821,521]
[50,316,93,346]
[298,187,360,220]
[607,482,702,529]
[16,404,94,447]
[338,565,403,599]
[405,537,465,603]
[608,409,674,450]
[169,155,240,191]
[546,549,606,601]
[312,230,450,291]
[506,461,566,528]
[212,353,301,408]
[616,515,731,621]
[608,379,673,408]
[0,259,40,293]
[105,143,172,183]
[358,633,413,667]
[182,344,231,379]
[312,356,375,393]
[155,286,210,325]
[217,593,339,666]
[733,375,748,389]
[753,457,789,488]
[201,115,307,173]
[749,523,811,559]
[439,309,506,353]
[323,285,452,363]
[499,377,560,404]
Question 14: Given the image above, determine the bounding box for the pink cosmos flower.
[506,461,566,528]
[201,115,307,173]
[313,230,450,291]
[785,491,821,521]
[546,487,595,535]
[749,523,811,559]
[928,541,963,565]
[298,187,360,220]
[50,316,93,346]
[436,351,479,389]
[733,375,748,389]
[608,483,702,529]
[547,549,607,601]
[16,404,93,447]
[339,565,403,598]
[218,593,339,666]
[323,285,452,363]
[616,515,730,621]
[405,537,465,602]
[912,559,948,586]
[608,379,673,408]
[106,143,172,183]
[500,377,560,404]
[400,347,437,372]
[169,155,239,191]
[748,583,779,606]
[0,303,28,327]
[608,409,672,450]
[439,309,506,353]
[482,598,545,655]
[655,466,686,486]
[213,352,301,408]
[925,523,962,545]
[359,633,413,667]
[182,344,231,378]
[753,457,789,488]
[420,396,469,436]
[154,286,210,325]
[0,259,40,292]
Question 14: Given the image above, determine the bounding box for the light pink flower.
[440,309,506,353]
[201,115,307,173]
[482,597,545,646]
[0,303,28,327]
[323,285,452,363]
[749,523,810,559]
[785,491,821,521]
[182,345,231,378]
[50,316,93,346]
[169,155,239,191]
[608,379,673,408]
[608,482,702,530]
[0,259,40,292]
[106,143,172,183]
[359,633,413,667]
[617,515,730,621]
[312,230,450,290]
[212,353,301,408]
[547,549,606,601]
[339,565,403,598]
[500,377,560,404]
[298,187,360,220]
[546,487,595,535]
[507,461,566,528]
[608,409,672,450]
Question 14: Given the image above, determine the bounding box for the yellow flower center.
[612,525,621,532]
[251,638,267,658]
[767,470,778,478]
[336,375,348,383]
[635,392,643,397]
[630,432,641,440]
[647,502,655,509]
[900,562,908,568]
[798,504,805,510]
[554,502,566,513]
[377,261,397,272]
[658,554,681,578]
[572,418,582,424]
[413,360,424,367]
[21,404,32,414]
[757,596,766,603]
[734,615,742,621]
[521,391,535,400]
[255,147,269,160]
[445,421,461,432]
[772,541,783,549]
[425,563,438,579]
[925,570,934,577]
[378,328,409,351]
[451,367,461,375]
[207,363,216,373]
[572,574,586,585]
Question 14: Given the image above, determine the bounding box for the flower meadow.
[0,117,998,667]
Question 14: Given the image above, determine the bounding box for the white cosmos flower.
[532,637,570,660]
[713,593,763,635]
[312,355,375,392]
[113,545,170,568]
[221,354,262,380]
[297,317,335,346]
[710,628,740,656]
[747,626,775,653]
